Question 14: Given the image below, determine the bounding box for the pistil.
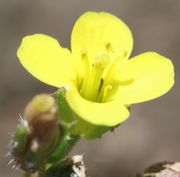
[80,52,110,102]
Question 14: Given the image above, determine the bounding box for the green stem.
[46,88,79,164]
[48,131,79,164]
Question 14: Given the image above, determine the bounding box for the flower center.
[78,43,127,102]
[79,51,110,102]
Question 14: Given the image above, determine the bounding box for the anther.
[81,49,88,59]
[101,85,112,102]
[120,49,127,60]
[105,42,114,52]
[81,49,90,72]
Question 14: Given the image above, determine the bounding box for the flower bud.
[24,94,59,145]
[10,94,60,172]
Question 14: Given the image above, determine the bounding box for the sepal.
[57,88,111,139]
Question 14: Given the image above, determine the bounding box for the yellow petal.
[17,34,76,88]
[109,52,174,104]
[66,89,130,126]
[71,11,133,72]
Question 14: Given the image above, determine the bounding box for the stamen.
[81,50,90,74]
[81,50,88,60]
[98,79,104,93]
[80,52,110,101]
[120,49,127,60]
[103,50,127,87]
[99,85,112,102]
[105,42,114,53]
[79,42,128,102]
[77,50,90,89]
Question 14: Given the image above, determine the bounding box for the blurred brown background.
[0,0,180,177]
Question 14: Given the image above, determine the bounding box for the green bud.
[10,94,60,173]
[25,94,59,145]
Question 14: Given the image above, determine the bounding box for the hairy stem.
[48,131,79,164]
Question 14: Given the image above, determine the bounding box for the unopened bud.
[10,94,60,172]
[25,94,58,144]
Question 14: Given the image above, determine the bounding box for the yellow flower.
[17,12,174,128]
